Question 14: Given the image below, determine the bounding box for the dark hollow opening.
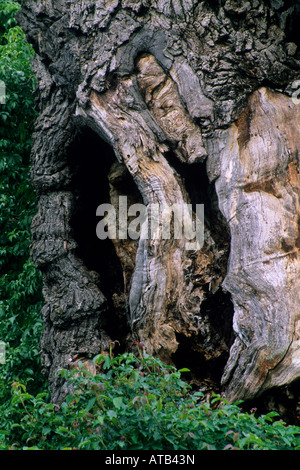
[68,127,124,298]
[242,377,300,426]
[165,151,234,387]
[68,127,130,344]
[172,288,235,392]
[164,150,231,248]
[281,2,300,48]
[67,130,234,385]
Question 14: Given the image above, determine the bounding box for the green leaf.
[103,355,111,369]
[156,399,163,412]
[85,396,96,412]
[42,426,51,436]
[113,397,123,410]
[107,410,117,420]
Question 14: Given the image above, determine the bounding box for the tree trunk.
[18,0,300,418]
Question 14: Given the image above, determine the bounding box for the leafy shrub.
[0,0,44,404]
[1,352,300,451]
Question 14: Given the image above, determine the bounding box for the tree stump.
[18,0,300,414]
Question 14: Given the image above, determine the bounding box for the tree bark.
[18,0,300,415]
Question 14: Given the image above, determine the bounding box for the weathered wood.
[17,0,300,409]
[212,87,300,402]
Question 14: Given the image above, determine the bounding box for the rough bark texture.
[17,0,300,416]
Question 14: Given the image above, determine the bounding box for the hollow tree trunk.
[18,0,300,413]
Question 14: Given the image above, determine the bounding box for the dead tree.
[18,0,300,419]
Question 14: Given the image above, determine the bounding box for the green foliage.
[0,0,43,404]
[1,352,300,451]
[1,1,300,453]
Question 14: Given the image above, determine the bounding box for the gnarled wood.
[212,87,300,402]
[18,0,300,411]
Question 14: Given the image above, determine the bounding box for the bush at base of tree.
[1,352,300,451]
